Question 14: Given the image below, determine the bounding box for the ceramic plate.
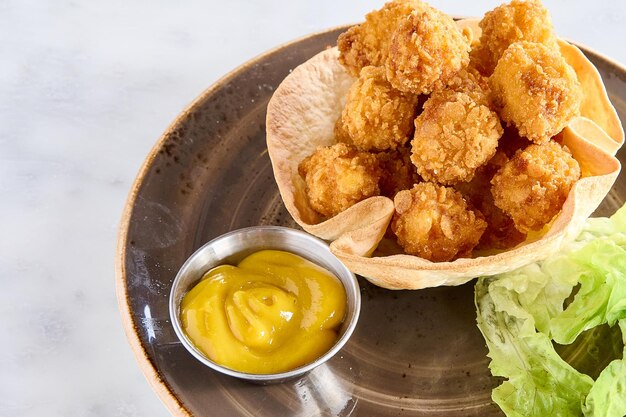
[116,27,626,416]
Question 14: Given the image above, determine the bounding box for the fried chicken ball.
[338,0,422,77]
[411,90,502,185]
[385,3,471,95]
[491,141,581,233]
[377,147,421,198]
[341,66,419,151]
[490,41,583,144]
[391,183,487,261]
[441,67,491,105]
[475,0,558,75]
[298,143,382,218]
[455,151,526,250]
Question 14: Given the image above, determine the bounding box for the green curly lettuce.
[475,204,626,417]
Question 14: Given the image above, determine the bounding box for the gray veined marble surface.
[1,1,624,416]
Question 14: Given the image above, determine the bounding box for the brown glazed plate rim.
[115,26,626,416]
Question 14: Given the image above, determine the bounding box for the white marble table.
[1,1,623,415]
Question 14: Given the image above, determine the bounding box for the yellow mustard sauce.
[180,249,347,374]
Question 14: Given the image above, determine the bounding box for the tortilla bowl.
[266,19,624,290]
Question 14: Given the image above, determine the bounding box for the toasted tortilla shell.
[266,19,623,290]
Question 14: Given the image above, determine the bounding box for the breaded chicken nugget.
[377,147,421,198]
[455,152,526,250]
[385,3,470,95]
[491,141,581,233]
[391,183,487,261]
[338,0,422,77]
[442,67,491,104]
[475,0,558,75]
[341,66,419,151]
[298,143,382,218]
[490,41,582,144]
[411,90,502,185]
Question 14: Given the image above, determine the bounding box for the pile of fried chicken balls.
[297,0,583,262]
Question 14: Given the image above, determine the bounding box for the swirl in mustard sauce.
[180,250,347,374]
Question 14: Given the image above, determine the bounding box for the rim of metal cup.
[168,226,361,383]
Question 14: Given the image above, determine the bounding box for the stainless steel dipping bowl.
[169,226,361,383]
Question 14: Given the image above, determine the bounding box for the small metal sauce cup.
[169,226,361,383]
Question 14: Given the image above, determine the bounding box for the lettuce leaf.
[475,204,626,417]
[549,240,626,345]
[476,277,593,416]
[582,320,626,417]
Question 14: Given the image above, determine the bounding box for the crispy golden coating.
[384,3,470,94]
[490,41,582,144]
[337,0,422,77]
[338,26,371,77]
[341,66,419,151]
[441,67,491,105]
[411,90,502,185]
[334,115,352,144]
[456,151,526,250]
[377,147,420,198]
[491,141,581,233]
[298,143,382,218]
[391,183,487,261]
[476,0,558,75]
